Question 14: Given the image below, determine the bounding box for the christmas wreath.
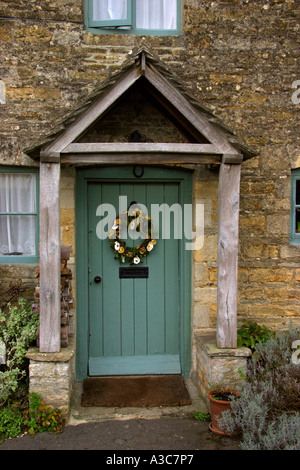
[109,208,156,265]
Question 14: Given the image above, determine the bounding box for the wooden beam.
[143,81,209,144]
[43,66,141,155]
[61,153,222,165]
[62,142,220,154]
[222,154,243,164]
[141,52,146,76]
[39,162,61,352]
[145,64,238,155]
[60,142,222,165]
[40,151,61,163]
[217,159,241,348]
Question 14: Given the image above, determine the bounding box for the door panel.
[87,181,180,375]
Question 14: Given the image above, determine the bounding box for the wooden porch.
[25,47,256,354]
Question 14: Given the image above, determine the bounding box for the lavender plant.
[218,328,300,450]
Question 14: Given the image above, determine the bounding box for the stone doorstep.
[26,338,74,363]
[195,328,252,358]
[26,331,252,421]
[193,328,252,404]
[26,337,210,422]
[68,378,208,425]
[26,338,75,418]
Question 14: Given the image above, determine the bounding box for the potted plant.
[208,384,239,436]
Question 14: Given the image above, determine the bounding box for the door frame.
[75,166,193,381]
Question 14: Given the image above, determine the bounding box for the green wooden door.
[87,180,181,375]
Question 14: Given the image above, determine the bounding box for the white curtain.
[93,0,128,21]
[136,0,177,30]
[0,173,36,256]
[92,0,177,29]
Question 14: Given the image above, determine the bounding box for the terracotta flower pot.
[208,389,238,436]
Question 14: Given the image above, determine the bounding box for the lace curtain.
[136,0,177,29]
[92,0,177,29]
[0,173,36,256]
[93,0,128,21]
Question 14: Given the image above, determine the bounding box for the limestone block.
[6,87,34,100]
[280,245,300,260]
[240,214,266,227]
[194,180,219,200]
[243,244,279,259]
[248,267,294,283]
[194,234,218,263]
[209,74,243,85]
[60,189,75,210]
[14,25,52,43]
[194,262,209,283]
[293,154,300,169]
[34,87,61,100]
[194,287,217,304]
[266,214,289,236]
[0,25,12,42]
[194,198,212,227]
[193,304,210,328]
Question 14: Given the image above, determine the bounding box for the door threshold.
[69,379,208,424]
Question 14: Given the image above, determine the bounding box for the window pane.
[0,215,36,256]
[296,180,300,206]
[92,0,128,21]
[0,173,36,213]
[136,0,177,30]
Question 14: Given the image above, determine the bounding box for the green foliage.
[0,291,64,442]
[0,393,65,442]
[0,298,39,405]
[24,393,65,436]
[193,411,210,422]
[0,401,24,441]
[237,320,275,351]
[218,328,300,450]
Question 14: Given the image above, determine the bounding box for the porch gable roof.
[24,46,257,163]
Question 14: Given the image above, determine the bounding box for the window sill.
[85,25,181,36]
[289,238,300,245]
[0,256,39,265]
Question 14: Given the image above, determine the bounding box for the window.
[85,0,182,36]
[290,169,300,244]
[0,168,39,264]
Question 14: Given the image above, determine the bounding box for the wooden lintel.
[62,142,220,154]
[61,153,222,166]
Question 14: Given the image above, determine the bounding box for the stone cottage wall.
[0,0,299,336]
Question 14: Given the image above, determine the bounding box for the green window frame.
[0,167,39,264]
[290,169,300,244]
[84,0,182,36]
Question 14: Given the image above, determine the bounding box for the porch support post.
[217,156,242,348]
[39,161,61,352]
